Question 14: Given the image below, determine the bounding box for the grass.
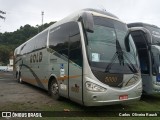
[1,73,160,120]
[1,94,160,120]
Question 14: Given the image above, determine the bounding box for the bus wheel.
[18,72,23,84]
[49,80,60,100]
[16,71,18,79]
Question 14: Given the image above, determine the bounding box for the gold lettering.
[36,53,39,62]
[30,55,32,63]
[105,76,118,83]
[39,52,43,62]
[30,52,43,63]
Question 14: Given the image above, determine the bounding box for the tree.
[0,21,56,65]
[0,45,11,65]
[0,10,6,20]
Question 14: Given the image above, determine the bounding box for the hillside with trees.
[0,21,56,65]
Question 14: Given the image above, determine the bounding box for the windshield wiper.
[105,40,124,72]
[105,39,138,73]
[123,53,138,73]
[116,40,124,65]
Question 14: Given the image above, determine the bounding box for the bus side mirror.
[124,32,131,52]
[78,12,94,33]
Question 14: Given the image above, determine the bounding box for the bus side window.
[49,23,70,57]
[35,30,48,50]
[69,22,82,67]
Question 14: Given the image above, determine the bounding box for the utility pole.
[0,10,6,21]
[41,11,44,30]
[36,25,39,33]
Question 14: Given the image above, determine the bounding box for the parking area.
[1,71,160,120]
[0,71,64,112]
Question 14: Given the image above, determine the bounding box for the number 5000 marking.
[105,76,118,83]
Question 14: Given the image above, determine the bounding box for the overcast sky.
[0,0,160,33]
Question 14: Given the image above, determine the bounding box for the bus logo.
[30,52,42,63]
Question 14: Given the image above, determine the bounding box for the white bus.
[128,22,160,94]
[14,9,142,106]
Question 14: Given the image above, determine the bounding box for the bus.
[14,8,142,106]
[128,22,160,94]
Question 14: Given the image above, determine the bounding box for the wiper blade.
[123,53,138,73]
[105,53,117,73]
[116,40,124,65]
[105,40,124,72]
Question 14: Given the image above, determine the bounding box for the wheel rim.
[19,77,22,83]
[51,82,58,96]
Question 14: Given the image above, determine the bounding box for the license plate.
[119,95,128,100]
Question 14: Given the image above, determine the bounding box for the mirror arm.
[124,30,131,52]
[78,12,94,33]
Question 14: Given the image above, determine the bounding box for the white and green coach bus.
[14,9,142,106]
[128,23,160,94]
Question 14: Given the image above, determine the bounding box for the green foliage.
[0,45,11,65]
[0,21,56,65]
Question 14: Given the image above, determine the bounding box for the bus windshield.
[145,25,160,45]
[86,16,139,74]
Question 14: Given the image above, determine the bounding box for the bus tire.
[16,71,18,79]
[49,79,60,100]
[18,72,23,84]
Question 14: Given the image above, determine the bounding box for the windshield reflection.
[86,16,139,74]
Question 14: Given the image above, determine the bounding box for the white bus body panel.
[14,9,142,106]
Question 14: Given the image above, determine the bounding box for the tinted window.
[130,31,148,49]
[69,23,82,67]
[86,16,138,74]
[20,30,48,54]
[35,30,48,49]
[131,31,150,74]
[145,25,160,44]
[49,23,70,56]
[21,39,35,54]
[49,22,82,66]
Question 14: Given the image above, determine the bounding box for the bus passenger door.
[151,46,160,82]
[130,30,151,93]
[49,23,70,98]
[68,22,83,104]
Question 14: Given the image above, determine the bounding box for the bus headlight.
[85,82,107,92]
